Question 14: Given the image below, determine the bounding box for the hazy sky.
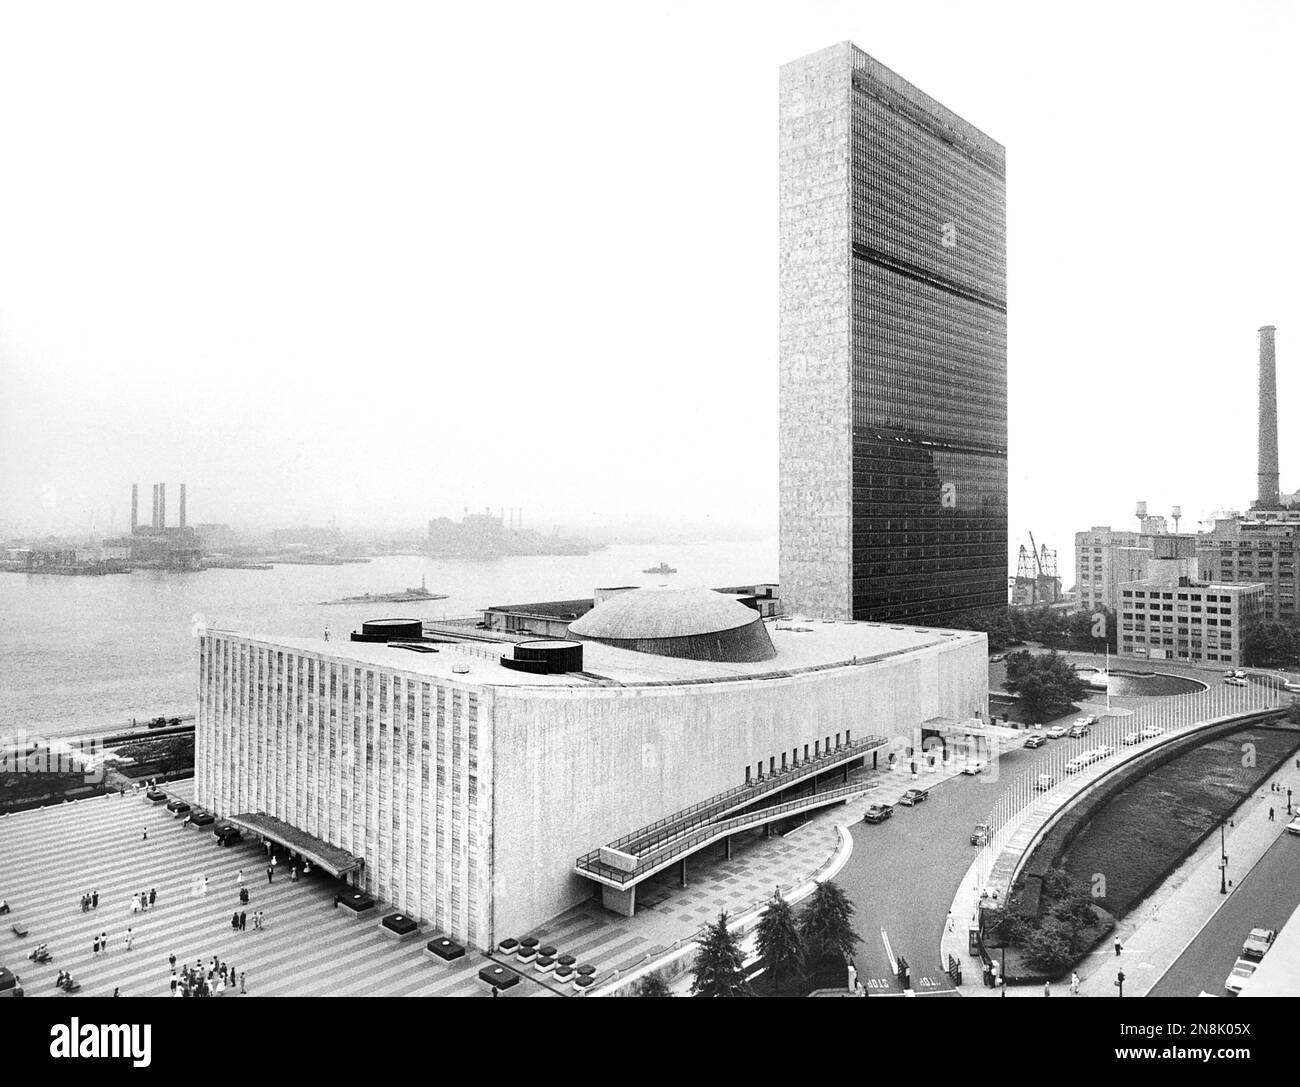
[1,1,1296,574]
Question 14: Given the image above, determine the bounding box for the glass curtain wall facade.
[849,53,1007,622]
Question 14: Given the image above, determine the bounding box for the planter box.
[573,975,594,993]
[426,937,465,962]
[479,965,520,991]
[554,966,575,983]
[557,954,576,968]
[519,936,540,950]
[538,945,557,959]
[379,913,420,941]
[146,790,168,804]
[339,891,377,920]
[534,956,555,974]
[516,947,537,964]
[575,963,596,977]
[497,938,519,956]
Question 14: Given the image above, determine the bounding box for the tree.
[691,910,751,997]
[755,889,805,994]
[799,881,860,967]
[1287,698,1300,726]
[1003,651,1088,724]
[1022,917,1075,972]
[637,972,672,997]
[1242,620,1300,668]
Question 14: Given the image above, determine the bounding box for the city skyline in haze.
[1,1,1297,574]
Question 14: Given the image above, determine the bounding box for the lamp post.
[1115,969,1125,997]
[1219,822,1228,895]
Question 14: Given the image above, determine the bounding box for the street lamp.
[1116,969,1125,997]
[1219,822,1228,895]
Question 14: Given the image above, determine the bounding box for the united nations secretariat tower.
[779,42,1008,625]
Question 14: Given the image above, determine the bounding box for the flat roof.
[211,619,984,690]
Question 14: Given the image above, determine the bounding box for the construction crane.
[1012,533,1062,606]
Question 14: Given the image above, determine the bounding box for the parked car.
[1225,677,1249,687]
[898,788,929,806]
[1093,745,1114,759]
[1241,928,1276,962]
[961,760,987,776]
[990,654,1007,663]
[1068,724,1090,739]
[1024,734,1046,749]
[1034,774,1055,791]
[970,823,991,846]
[1140,726,1165,740]
[1122,732,1141,746]
[1064,757,1085,774]
[1077,715,1099,727]
[166,798,191,816]
[1287,817,1300,837]
[862,803,894,824]
[1224,958,1258,995]
[1045,726,1068,739]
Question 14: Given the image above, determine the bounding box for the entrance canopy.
[224,813,364,878]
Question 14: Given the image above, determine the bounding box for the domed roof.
[569,585,762,641]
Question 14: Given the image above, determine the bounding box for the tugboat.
[641,562,677,575]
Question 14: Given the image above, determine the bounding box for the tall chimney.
[131,484,139,531]
[152,484,159,528]
[1258,325,1280,509]
[158,482,166,529]
[180,483,187,529]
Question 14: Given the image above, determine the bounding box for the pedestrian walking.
[81,894,88,912]
[1070,971,1080,995]
[202,875,209,895]
[92,889,99,909]
[236,870,243,887]
[149,888,156,907]
[93,935,100,956]
[169,952,176,970]
[1044,981,1051,997]
[1152,904,1160,922]
[101,931,107,953]
[113,987,120,997]
[267,866,273,885]
[239,971,246,994]
[231,912,239,932]
[239,910,246,932]
[1114,937,1123,956]
[142,826,148,841]
[170,972,178,994]
[125,928,133,951]
[131,894,140,914]
[1270,807,1275,822]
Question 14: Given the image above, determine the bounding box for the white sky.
[1,0,1296,576]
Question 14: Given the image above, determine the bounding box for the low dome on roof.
[569,586,776,663]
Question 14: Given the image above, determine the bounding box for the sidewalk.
[950,759,1297,996]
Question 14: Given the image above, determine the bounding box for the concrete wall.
[196,633,494,949]
[779,42,854,620]
[488,634,987,939]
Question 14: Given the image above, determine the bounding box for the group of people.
[54,970,79,992]
[78,890,101,911]
[230,909,266,932]
[130,889,158,913]
[169,955,245,998]
[91,930,109,955]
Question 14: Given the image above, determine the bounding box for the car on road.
[1224,958,1258,995]
[898,788,929,806]
[1093,745,1114,759]
[1122,732,1141,746]
[1287,817,1300,837]
[1225,670,1247,679]
[970,822,991,846]
[1241,928,1276,962]
[1064,757,1085,774]
[1068,724,1090,739]
[961,760,988,775]
[1225,677,1249,687]
[1024,734,1046,749]
[1034,774,1055,791]
[1045,726,1068,739]
[862,803,894,824]
[1284,681,1300,693]
[1140,726,1165,740]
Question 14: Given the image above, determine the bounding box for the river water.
[0,538,776,737]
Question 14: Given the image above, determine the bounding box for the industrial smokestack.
[152,484,159,528]
[131,484,138,531]
[1258,325,1280,509]
[159,482,166,529]
[180,483,187,529]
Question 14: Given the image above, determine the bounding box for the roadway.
[1148,828,1300,997]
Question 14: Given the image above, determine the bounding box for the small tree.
[799,881,860,967]
[637,972,672,997]
[755,889,805,994]
[1022,917,1074,972]
[691,910,751,997]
